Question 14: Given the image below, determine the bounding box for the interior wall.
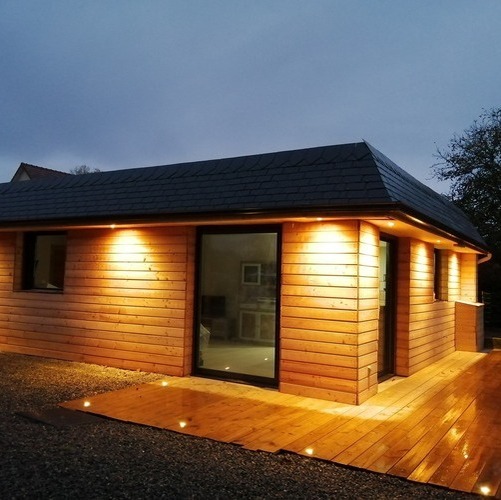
[199,232,276,333]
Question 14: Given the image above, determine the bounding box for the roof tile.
[0,141,486,250]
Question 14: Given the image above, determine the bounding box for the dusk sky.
[1,1,500,191]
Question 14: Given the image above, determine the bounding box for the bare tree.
[70,165,101,175]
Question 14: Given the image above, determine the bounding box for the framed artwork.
[241,262,261,285]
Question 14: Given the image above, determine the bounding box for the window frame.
[433,248,444,301]
[22,231,67,292]
[194,224,281,387]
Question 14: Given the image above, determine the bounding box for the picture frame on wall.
[241,262,261,285]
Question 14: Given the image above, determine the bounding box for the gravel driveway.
[0,352,477,499]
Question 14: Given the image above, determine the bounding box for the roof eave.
[0,203,396,230]
[0,202,487,253]
[390,205,489,254]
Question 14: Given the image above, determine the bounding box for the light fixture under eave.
[110,224,116,230]
[386,221,395,228]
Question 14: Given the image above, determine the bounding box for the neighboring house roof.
[10,163,71,182]
[0,142,487,251]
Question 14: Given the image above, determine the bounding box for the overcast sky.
[1,1,500,191]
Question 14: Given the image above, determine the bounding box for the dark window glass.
[434,249,442,301]
[195,230,279,385]
[23,233,67,290]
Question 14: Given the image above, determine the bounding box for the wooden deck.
[61,350,501,497]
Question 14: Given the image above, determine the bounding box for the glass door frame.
[379,235,397,379]
[193,224,281,387]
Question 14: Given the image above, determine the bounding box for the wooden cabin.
[0,142,489,404]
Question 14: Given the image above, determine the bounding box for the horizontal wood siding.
[0,233,16,350]
[280,221,379,404]
[396,239,459,376]
[455,301,484,351]
[183,228,196,374]
[357,221,379,403]
[456,253,483,352]
[0,227,195,375]
[445,250,461,302]
[460,253,478,303]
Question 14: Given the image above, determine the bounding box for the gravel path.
[0,352,478,499]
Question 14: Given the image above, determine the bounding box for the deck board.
[60,350,501,497]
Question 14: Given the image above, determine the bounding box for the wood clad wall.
[446,251,461,302]
[280,220,379,405]
[0,227,195,375]
[456,253,483,352]
[460,253,478,303]
[396,239,459,376]
[357,221,380,402]
[183,229,196,374]
[0,233,16,352]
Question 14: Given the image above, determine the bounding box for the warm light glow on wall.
[106,229,154,281]
[447,252,460,301]
[109,229,150,263]
[413,242,430,273]
[298,221,358,244]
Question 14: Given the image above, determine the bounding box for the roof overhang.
[0,202,488,256]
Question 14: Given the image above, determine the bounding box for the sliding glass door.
[195,228,279,385]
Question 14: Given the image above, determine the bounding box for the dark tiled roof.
[10,163,71,182]
[0,142,487,250]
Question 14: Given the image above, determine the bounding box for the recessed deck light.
[479,485,491,496]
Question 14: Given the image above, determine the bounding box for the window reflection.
[197,231,278,382]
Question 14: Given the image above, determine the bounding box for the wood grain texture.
[61,350,500,497]
[280,221,379,404]
[0,227,195,375]
[395,239,479,377]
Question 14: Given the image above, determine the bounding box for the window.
[23,232,67,290]
[195,228,279,385]
[433,248,443,301]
